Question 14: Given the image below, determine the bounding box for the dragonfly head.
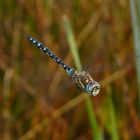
[85,81,100,96]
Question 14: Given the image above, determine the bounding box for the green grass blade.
[129,0,140,108]
[63,15,82,71]
[63,15,103,140]
[106,87,119,140]
[86,97,103,140]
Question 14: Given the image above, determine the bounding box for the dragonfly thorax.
[71,71,100,96]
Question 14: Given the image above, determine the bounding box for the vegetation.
[0,0,140,140]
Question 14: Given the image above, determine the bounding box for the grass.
[129,0,140,110]
[0,0,140,140]
[63,15,103,140]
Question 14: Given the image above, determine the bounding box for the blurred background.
[0,0,140,140]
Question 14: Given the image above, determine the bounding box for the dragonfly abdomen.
[26,35,74,75]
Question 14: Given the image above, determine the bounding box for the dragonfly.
[25,35,100,96]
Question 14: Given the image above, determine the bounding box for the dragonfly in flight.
[25,35,100,96]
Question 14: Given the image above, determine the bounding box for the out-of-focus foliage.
[0,0,139,140]
[130,0,140,108]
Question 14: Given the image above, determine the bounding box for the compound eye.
[92,84,100,96]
